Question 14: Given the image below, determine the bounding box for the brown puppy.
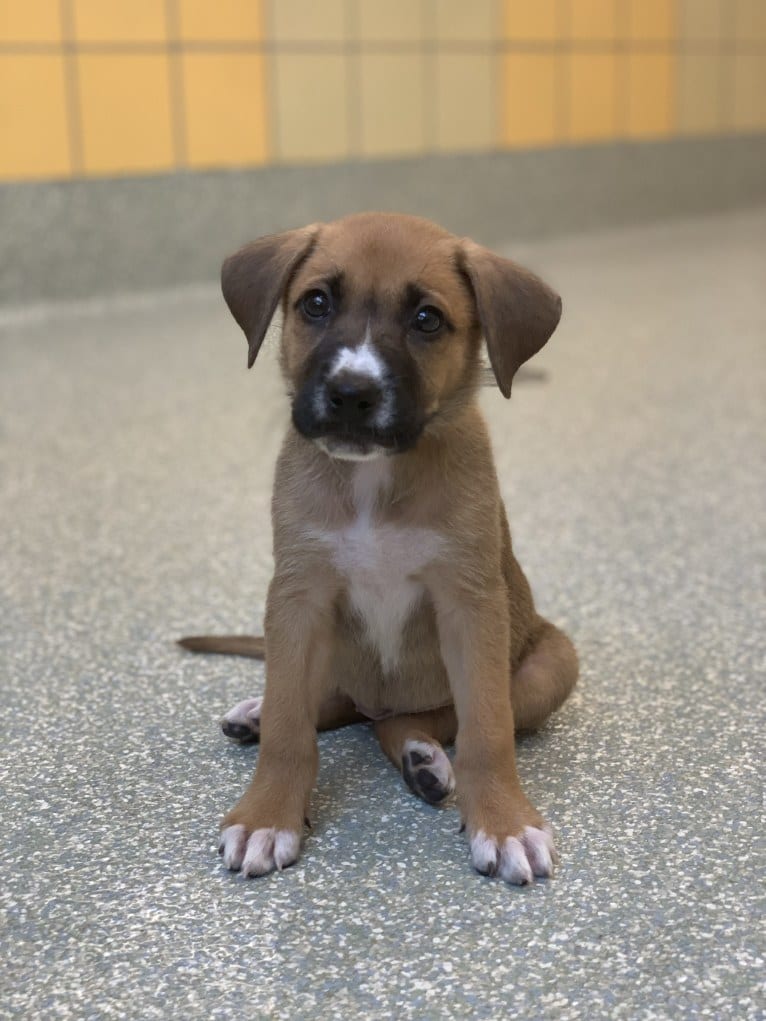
[181,213,578,885]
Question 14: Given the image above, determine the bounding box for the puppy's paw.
[220,696,263,743]
[401,738,455,806]
[469,824,557,885]
[218,823,301,877]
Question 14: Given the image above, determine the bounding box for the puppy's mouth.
[315,436,390,462]
[298,422,423,460]
[291,404,423,459]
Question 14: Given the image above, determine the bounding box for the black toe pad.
[221,720,259,743]
[402,749,451,805]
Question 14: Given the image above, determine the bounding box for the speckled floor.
[1,209,764,1020]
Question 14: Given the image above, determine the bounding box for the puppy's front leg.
[219,578,334,877]
[434,583,557,885]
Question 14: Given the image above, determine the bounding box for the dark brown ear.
[221,225,319,368]
[460,240,562,398]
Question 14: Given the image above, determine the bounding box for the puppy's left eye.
[302,289,331,319]
[413,306,443,334]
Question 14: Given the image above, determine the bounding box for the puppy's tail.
[177,634,265,659]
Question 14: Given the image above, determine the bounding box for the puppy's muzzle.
[291,348,425,458]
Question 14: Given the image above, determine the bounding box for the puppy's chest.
[321,517,444,672]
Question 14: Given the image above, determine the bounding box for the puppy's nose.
[327,374,381,426]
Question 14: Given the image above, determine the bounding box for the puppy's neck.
[349,458,393,516]
[344,402,485,513]
[285,398,489,528]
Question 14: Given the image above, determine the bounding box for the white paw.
[401,738,455,805]
[218,824,301,877]
[220,696,263,743]
[469,826,556,885]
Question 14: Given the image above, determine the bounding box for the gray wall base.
[2,133,765,305]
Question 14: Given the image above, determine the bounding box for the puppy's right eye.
[302,290,331,319]
[412,305,443,335]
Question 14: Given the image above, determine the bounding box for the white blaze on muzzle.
[328,322,386,383]
[325,322,395,431]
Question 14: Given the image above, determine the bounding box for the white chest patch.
[314,461,444,672]
[332,519,443,672]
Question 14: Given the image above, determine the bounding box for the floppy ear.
[460,241,562,398]
[221,225,319,368]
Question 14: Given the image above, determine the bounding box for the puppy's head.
[222,213,561,461]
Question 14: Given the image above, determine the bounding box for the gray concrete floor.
[1,209,764,1020]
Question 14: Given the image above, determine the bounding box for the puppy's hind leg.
[222,693,365,744]
[374,707,458,806]
[221,697,265,744]
[511,620,578,733]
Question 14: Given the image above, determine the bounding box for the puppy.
[180,212,578,885]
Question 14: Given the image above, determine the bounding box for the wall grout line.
[617,0,630,139]
[344,0,362,160]
[556,0,570,143]
[2,40,765,55]
[164,0,188,170]
[719,0,733,132]
[58,0,83,175]
[494,0,504,148]
[422,0,438,152]
[676,0,685,134]
[263,0,281,162]
[489,0,502,149]
[671,0,680,134]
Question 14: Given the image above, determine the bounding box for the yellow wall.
[1,0,765,181]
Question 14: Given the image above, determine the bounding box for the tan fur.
[184,213,578,884]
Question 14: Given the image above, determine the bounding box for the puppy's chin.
[292,407,425,460]
[315,438,390,462]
